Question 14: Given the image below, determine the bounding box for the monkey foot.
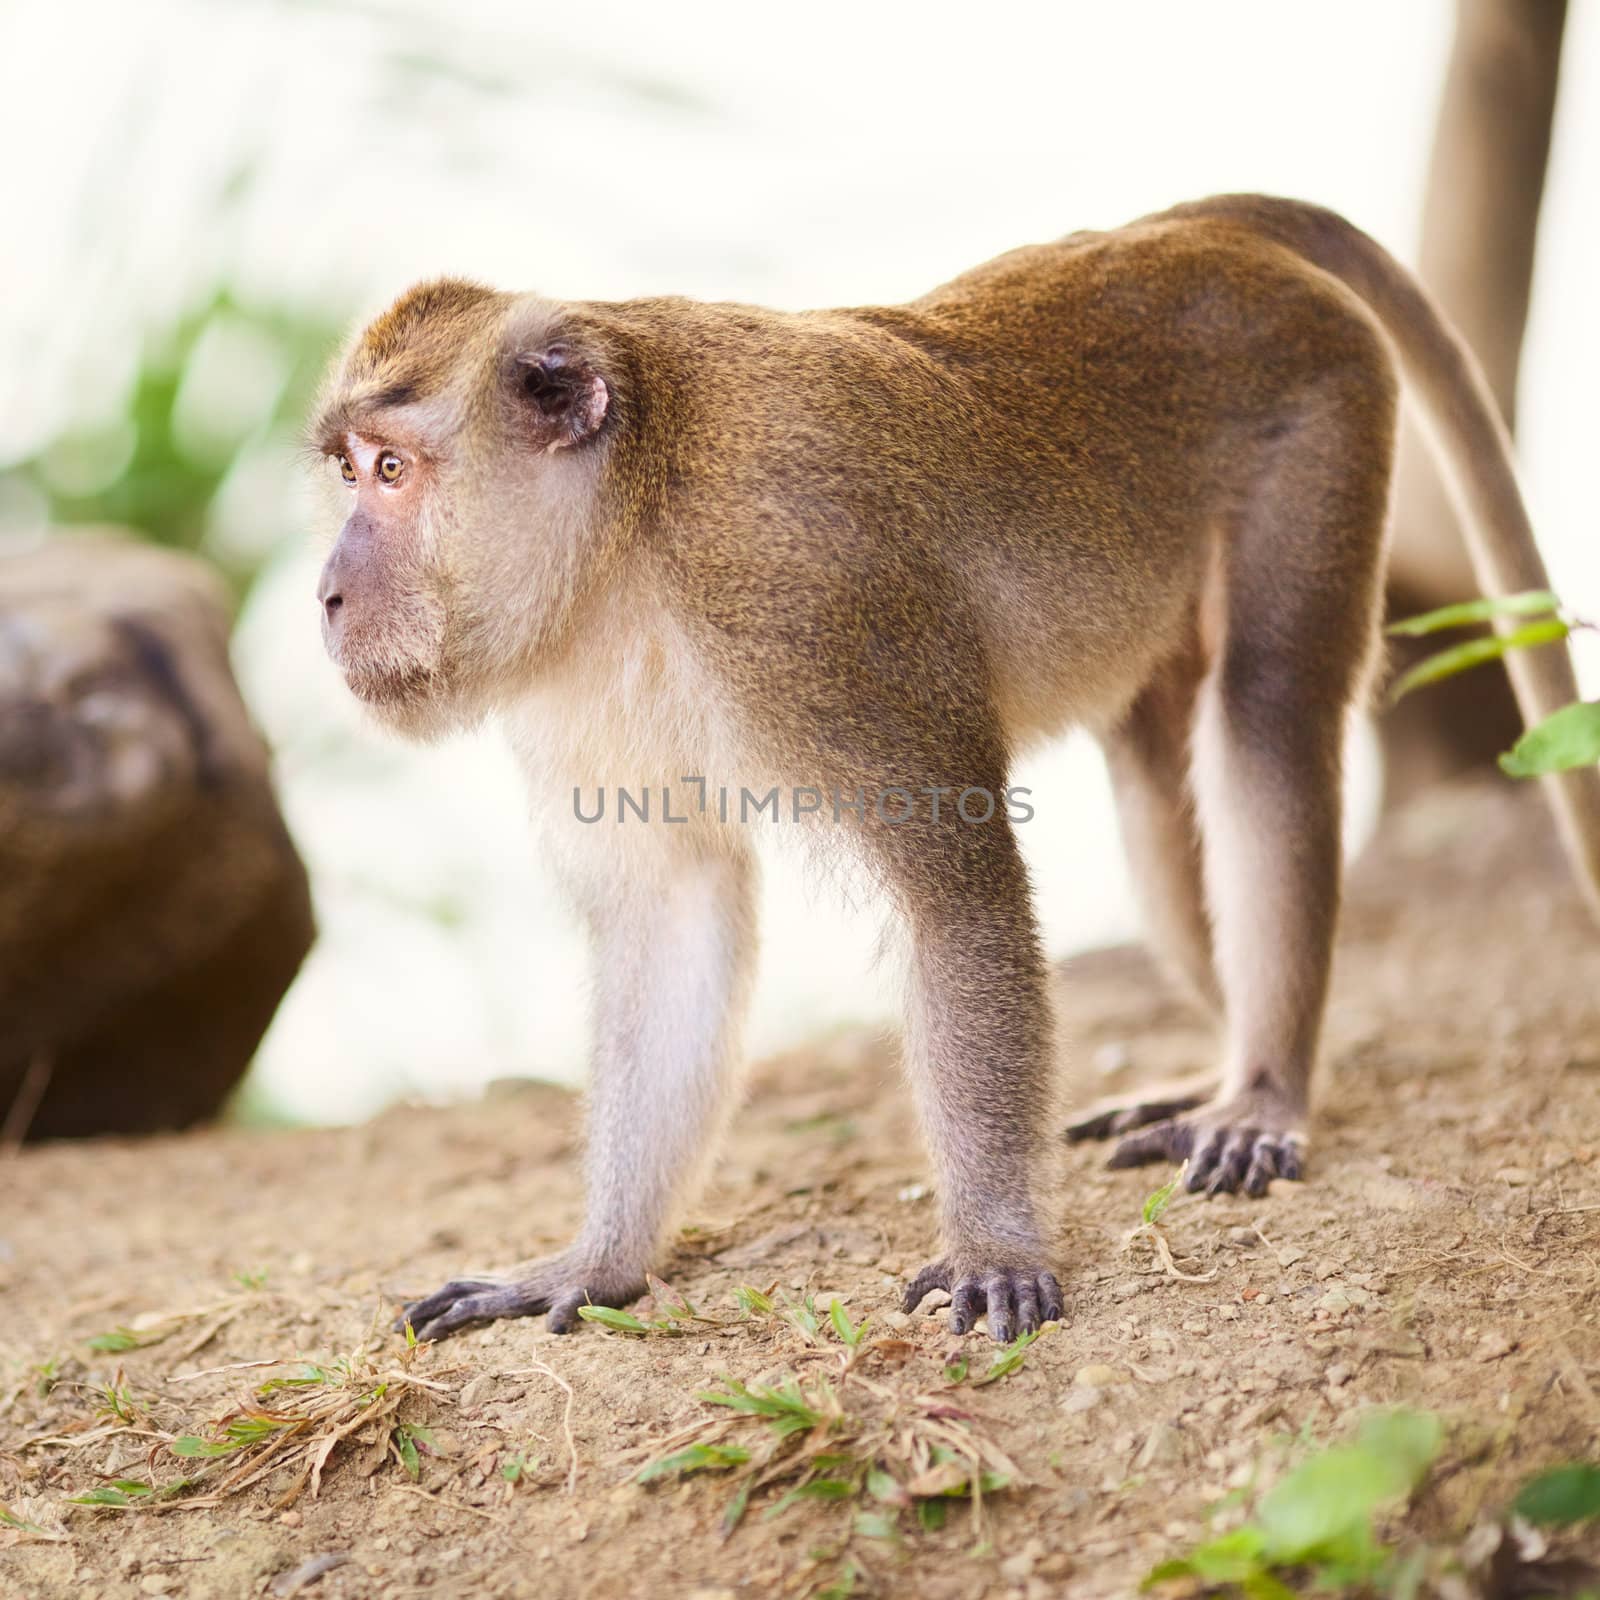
[396,1256,646,1342]
[902,1257,1064,1343]
[1103,1090,1305,1197]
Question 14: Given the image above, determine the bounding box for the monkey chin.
[341,662,467,744]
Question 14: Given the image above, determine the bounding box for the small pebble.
[1074,1363,1126,1387]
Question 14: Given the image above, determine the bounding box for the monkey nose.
[316,563,345,628]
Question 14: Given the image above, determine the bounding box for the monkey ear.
[510,345,609,451]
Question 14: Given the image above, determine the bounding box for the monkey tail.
[1180,193,1600,921]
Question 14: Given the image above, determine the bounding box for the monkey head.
[308,279,616,740]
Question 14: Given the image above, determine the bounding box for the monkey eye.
[378,453,403,484]
[336,454,357,484]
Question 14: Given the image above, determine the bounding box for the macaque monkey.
[310,195,1600,1344]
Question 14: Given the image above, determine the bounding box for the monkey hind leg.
[1102,642,1222,1014]
[1102,386,1393,1197]
[1065,636,1223,1146]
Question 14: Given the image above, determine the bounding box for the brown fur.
[308,195,1600,1344]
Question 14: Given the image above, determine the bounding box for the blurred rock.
[0,534,313,1139]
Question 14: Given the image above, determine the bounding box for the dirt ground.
[4,780,1600,1599]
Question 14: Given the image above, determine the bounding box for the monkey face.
[314,431,455,736]
[309,282,615,741]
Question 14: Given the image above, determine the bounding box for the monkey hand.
[395,1251,647,1342]
[1100,1086,1306,1198]
[901,1255,1063,1344]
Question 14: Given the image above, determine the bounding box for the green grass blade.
[1387,589,1559,637]
[1388,618,1568,703]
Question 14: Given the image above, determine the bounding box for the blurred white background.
[2,1,1596,1121]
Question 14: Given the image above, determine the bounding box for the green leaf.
[1500,701,1600,778]
[943,1358,968,1384]
[765,1479,855,1519]
[1514,1463,1600,1526]
[974,1328,1041,1385]
[828,1300,868,1348]
[86,1328,145,1353]
[1255,1411,1439,1564]
[1389,618,1569,703]
[1166,1525,1269,1584]
[720,1481,751,1538]
[1387,589,1559,637]
[1354,1409,1442,1486]
[1240,1572,1301,1600]
[68,1487,134,1506]
[1142,1172,1181,1226]
[170,1436,235,1458]
[733,1285,774,1316]
[697,1377,823,1431]
[395,1428,421,1480]
[916,1497,947,1531]
[576,1305,654,1334]
[637,1443,751,1483]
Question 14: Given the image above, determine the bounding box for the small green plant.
[1143,1172,1182,1226]
[85,1327,150,1355]
[972,1328,1043,1386]
[391,1422,437,1480]
[1389,590,1600,778]
[1144,1409,1442,1594]
[1126,1167,1216,1283]
[637,1359,1026,1571]
[828,1300,871,1350]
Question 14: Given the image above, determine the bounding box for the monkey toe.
[545,1289,591,1335]
[1064,1092,1209,1144]
[399,1277,551,1343]
[1105,1116,1198,1169]
[901,1260,952,1314]
[1195,1130,1303,1197]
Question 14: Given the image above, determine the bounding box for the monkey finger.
[1242,1141,1281,1197]
[404,1277,553,1342]
[1184,1128,1229,1192]
[546,1289,589,1335]
[1064,1093,1208,1144]
[1038,1272,1065,1324]
[950,1279,983,1336]
[1277,1141,1305,1182]
[1014,1278,1041,1335]
[902,1260,951,1314]
[409,1291,512,1343]
[396,1277,504,1335]
[1205,1131,1258,1196]
[1106,1118,1196,1169]
[982,1275,1017,1345]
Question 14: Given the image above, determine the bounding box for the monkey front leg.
[897,831,1065,1342]
[401,845,757,1341]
